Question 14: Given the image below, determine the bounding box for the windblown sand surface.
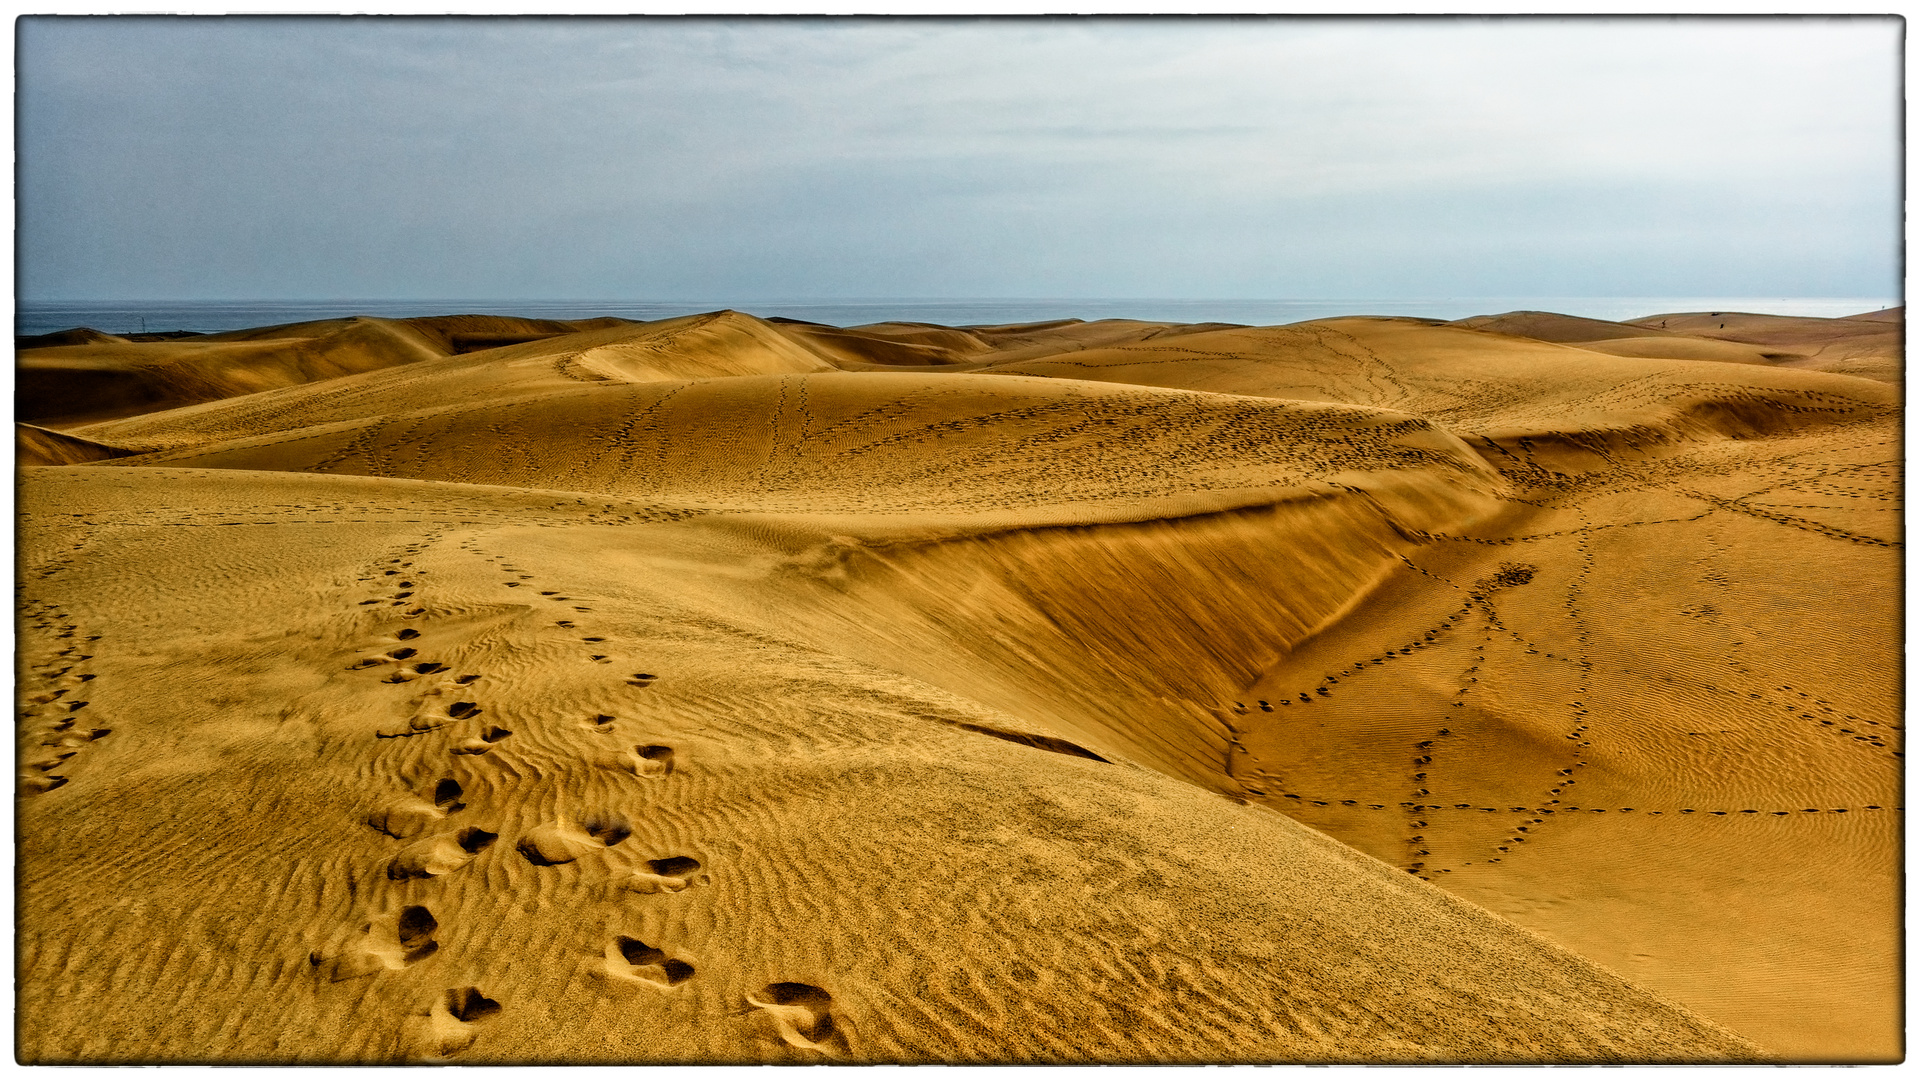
[15,306,1901,1063]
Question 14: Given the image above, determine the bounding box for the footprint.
[625,855,708,894]
[627,673,656,688]
[396,628,421,640]
[607,936,695,988]
[421,987,501,1058]
[310,904,443,981]
[454,675,481,686]
[396,906,440,962]
[450,726,511,755]
[368,778,465,837]
[351,647,418,671]
[517,813,630,866]
[747,982,839,1052]
[586,714,616,733]
[632,745,675,777]
[388,827,498,879]
[43,728,110,749]
[584,813,633,847]
[383,661,443,684]
[19,775,67,795]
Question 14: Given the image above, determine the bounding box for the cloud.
[16,16,1902,301]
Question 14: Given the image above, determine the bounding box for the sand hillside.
[14,305,1900,1064]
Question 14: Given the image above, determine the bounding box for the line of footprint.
[17,601,110,796]
[451,538,841,1055]
[313,536,512,1058]
[1248,789,1899,817]
[320,536,838,1056]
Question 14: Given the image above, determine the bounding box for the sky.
[14,15,1905,303]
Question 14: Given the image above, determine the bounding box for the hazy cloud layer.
[17,16,1903,301]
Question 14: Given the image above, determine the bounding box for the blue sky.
[15,16,1904,302]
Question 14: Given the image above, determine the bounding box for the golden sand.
[14,307,1901,1063]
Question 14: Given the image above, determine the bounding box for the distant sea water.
[15,297,1901,338]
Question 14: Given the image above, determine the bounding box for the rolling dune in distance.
[14,305,1901,1063]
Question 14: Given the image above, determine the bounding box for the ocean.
[14,296,1900,339]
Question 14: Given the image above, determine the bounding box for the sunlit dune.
[14,305,1899,1063]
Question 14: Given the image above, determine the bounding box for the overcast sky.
[16,16,1904,302]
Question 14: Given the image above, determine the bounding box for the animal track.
[747,982,839,1052]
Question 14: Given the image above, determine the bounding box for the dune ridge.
[15,304,1899,1063]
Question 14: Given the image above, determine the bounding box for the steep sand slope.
[946,316,1901,1059]
[80,372,1511,792]
[16,308,1897,1063]
[16,423,138,467]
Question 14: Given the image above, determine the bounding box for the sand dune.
[1448,309,1686,343]
[17,317,446,427]
[14,312,655,430]
[15,422,138,467]
[14,305,1900,1063]
[1627,309,1903,382]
